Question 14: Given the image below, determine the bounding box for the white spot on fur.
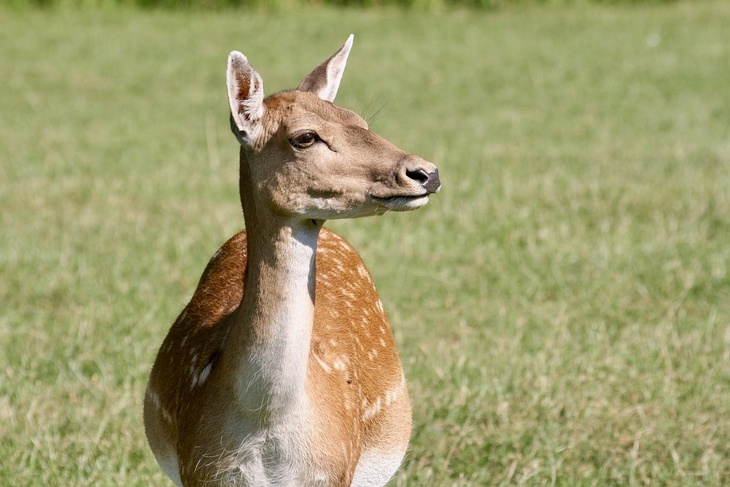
[385,381,402,406]
[147,389,161,409]
[357,264,368,278]
[148,389,175,425]
[362,396,382,422]
[332,356,349,371]
[314,353,332,374]
[341,290,356,307]
[198,362,212,384]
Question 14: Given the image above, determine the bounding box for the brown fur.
[145,228,410,485]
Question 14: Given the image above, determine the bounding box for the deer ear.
[297,34,354,102]
[227,51,265,146]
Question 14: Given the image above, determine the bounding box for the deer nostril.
[406,168,430,184]
[406,167,441,194]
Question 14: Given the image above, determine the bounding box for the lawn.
[1,1,729,485]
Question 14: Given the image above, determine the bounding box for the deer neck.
[226,148,321,419]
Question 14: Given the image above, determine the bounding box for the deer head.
[226,34,441,222]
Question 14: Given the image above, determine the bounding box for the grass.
[1,1,729,485]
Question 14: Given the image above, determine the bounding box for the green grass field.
[1,1,729,485]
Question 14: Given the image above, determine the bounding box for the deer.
[143,35,441,486]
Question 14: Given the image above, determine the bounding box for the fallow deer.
[144,35,440,486]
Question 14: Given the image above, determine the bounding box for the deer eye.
[289,132,319,149]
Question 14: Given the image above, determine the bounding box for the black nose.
[406,167,441,194]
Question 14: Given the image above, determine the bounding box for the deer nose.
[406,166,441,194]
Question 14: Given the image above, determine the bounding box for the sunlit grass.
[1,2,729,485]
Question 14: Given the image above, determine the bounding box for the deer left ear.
[297,34,354,102]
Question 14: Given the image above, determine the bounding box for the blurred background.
[1,0,729,485]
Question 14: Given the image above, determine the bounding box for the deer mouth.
[370,193,431,211]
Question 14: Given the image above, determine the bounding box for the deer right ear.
[227,51,265,146]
